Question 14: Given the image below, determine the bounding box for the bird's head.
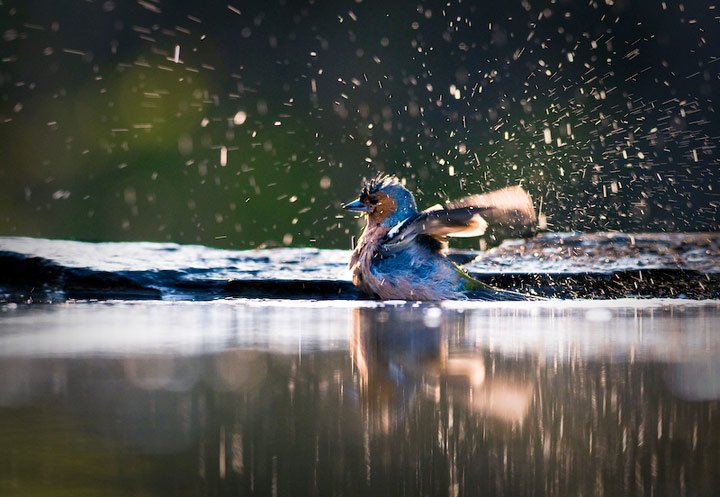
[343,174,418,228]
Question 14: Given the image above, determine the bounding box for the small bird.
[343,175,537,300]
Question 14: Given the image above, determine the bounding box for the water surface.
[1,299,718,497]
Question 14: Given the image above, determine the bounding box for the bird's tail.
[465,285,540,301]
[458,268,543,301]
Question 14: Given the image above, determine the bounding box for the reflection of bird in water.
[343,175,536,300]
[350,307,533,434]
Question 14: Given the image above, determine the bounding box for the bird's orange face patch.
[363,191,396,225]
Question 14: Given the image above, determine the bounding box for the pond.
[1,298,718,497]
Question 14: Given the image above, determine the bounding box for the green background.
[1,0,718,249]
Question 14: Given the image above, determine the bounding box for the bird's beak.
[342,199,368,212]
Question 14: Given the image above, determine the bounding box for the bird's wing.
[445,186,536,225]
[381,208,490,253]
[381,186,536,250]
[411,207,491,238]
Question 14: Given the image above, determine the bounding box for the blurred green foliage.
[1,0,718,249]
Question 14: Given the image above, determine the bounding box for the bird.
[343,174,537,301]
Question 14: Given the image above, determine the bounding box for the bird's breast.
[349,225,388,296]
[350,231,464,300]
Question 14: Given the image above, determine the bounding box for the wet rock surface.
[0,233,718,302]
[465,232,720,299]
[467,232,720,274]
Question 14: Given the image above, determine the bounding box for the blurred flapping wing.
[414,207,491,238]
[381,186,536,251]
[446,186,536,225]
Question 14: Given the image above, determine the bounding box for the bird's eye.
[369,197,379,205]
